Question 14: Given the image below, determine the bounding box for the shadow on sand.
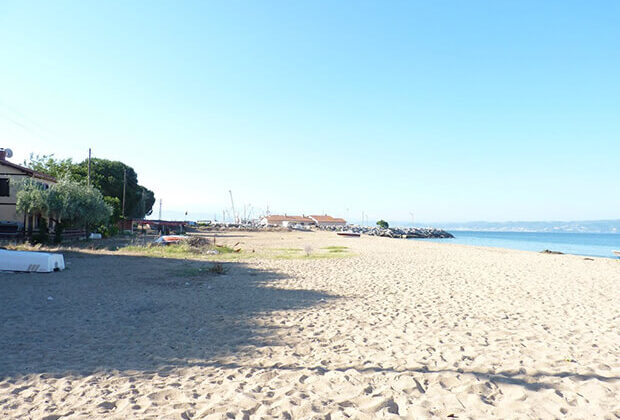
[177,361,620,392]
[0,251,337,378]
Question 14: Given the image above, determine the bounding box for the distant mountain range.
[429,219,620,234]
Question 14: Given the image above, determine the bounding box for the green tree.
[14,178,49,217]
[76,158,155,218]
[376,220,389,229]
[23,154,155,219]
[16,177,112,243]
[103,196,122,223]
[23,153,81,181]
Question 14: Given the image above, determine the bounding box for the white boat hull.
[0,249,65,273]
[613,250,620,257]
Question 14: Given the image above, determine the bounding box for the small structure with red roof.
[261,214,316,227]
[309,215,347,227]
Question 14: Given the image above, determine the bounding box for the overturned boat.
[0,249,65,273]
[154,235,188,245]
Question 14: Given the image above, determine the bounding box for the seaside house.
[261,215,315,227]
[260,214,347,227]
[309,215,347,227]
[0,150,56,236]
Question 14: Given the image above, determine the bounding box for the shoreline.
[408,230,620,260]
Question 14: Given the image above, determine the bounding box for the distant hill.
[431,220,620,234]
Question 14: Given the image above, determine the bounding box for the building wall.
[0,163,55,226]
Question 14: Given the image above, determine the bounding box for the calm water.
[415,230,620,258]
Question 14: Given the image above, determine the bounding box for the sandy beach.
[1,230,618,419]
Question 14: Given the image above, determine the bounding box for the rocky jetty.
[318,225,454,239]
[190,222,454,239]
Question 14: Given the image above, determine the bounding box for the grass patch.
[118,243,243,260]
[120,243,193,258]
[170,263,228,278]
[271,246,352,259]
[215,245,235,254]
[322,246,349,253]
[272,252,352,260]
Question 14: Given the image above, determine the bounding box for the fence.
[0,228,87,241]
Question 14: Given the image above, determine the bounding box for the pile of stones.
[317,225,454,239]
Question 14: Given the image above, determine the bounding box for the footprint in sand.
[147,389,182,402]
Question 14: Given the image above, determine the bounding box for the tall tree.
[23,154,155,218]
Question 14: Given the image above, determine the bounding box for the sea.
[413,230,620,259]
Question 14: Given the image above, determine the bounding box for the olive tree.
[16,177,112,243]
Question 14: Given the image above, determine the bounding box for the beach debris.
[541,249,564,255]
[184,236,212,248]
[205,249,219,255]
[207,263,227,274]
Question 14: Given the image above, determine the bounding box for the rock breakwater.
[318,225,454,239]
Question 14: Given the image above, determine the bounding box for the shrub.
[207,263,227,274]
[304,245,312,256]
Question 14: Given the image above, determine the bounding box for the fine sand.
[1,231,619,419]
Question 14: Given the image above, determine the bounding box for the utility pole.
[122,168,127,218]
[158,198,162,221]
[87,148,91,187]
[228,190,237,223]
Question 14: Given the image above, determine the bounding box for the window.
[0,178,9,197]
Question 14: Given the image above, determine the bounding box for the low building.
[0,150,56,236]
[261,215,315,227]
[309,215,347,227]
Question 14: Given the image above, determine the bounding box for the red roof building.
[261,215,315,226]
[309,215,347,226]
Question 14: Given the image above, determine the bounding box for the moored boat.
[613,250,620,257]
[337,231,360,238]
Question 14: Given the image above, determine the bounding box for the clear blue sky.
[1,1,619,224]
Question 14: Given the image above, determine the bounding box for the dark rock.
[541,249,564,255]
